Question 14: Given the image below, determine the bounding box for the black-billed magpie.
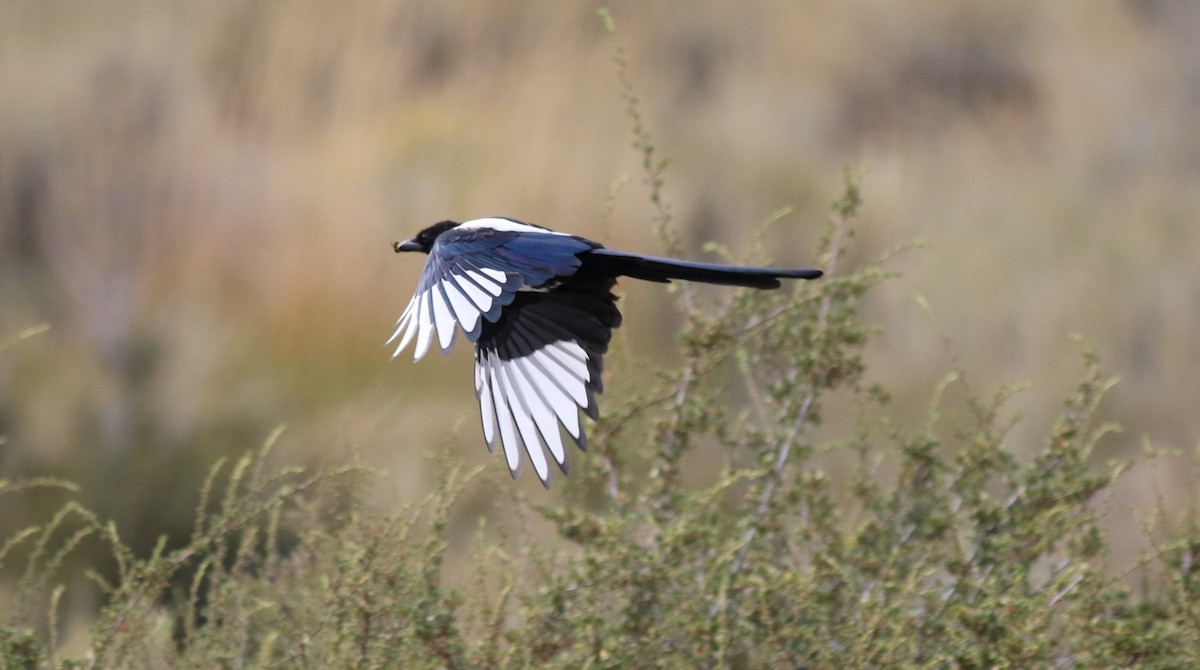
[390,217,822,486]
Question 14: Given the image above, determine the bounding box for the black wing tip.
[583,395,601,421]
[507,456,553,489]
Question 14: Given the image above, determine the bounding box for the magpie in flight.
[390,217,822,487]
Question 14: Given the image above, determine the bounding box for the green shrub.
[4,16,1198,666]
[3,175,1199,669]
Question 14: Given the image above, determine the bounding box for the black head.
[393,220,461,254]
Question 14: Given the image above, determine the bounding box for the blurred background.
[2,0,1199,625]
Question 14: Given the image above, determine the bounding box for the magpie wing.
[474,283,620,486]
[388,220,595,361]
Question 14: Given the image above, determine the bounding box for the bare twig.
[726,199,850,579]
[602,9,695,316]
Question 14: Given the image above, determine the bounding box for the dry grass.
[2,0,1198,642]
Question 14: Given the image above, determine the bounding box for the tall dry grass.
[2,0,1198,627]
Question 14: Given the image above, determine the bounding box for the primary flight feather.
[390,217,822,487]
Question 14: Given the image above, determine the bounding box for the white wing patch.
[412,291,437,360]
[455,274,495,310]
[388,265,515,361]
[458,217,569,235]
[440,279,479,334]
[475,340,591,485]
[430,284,455,350]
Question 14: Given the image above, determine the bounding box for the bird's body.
[390,217,822,486]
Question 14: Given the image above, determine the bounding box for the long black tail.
[582,248,823,290]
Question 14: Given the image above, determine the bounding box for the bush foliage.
[4,21,1198,666]
[3,174,1199,669]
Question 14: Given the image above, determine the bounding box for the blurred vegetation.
[3,177,1200,668]
[2,0,1199,664]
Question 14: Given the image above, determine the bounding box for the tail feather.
[582,248,822,289]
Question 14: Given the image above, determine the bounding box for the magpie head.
[393,220,460,254]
